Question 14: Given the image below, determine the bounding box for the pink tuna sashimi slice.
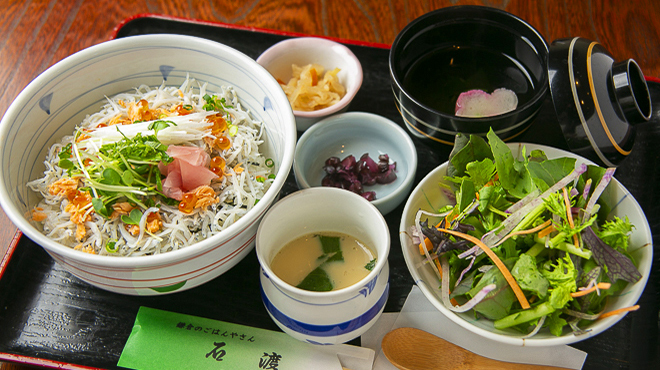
[167,145,211,167]
[179,160,218,192]
[162,168,183,200]
[160,145,218,200]
[455,88,518,118]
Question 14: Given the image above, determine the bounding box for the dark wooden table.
[1,1,659,369]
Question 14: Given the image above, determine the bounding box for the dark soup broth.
[402,46,535,115]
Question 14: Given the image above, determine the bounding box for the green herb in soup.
[270,232,376,292]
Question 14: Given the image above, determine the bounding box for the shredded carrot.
[435,227,530,309]
[434,258,442,275]
[562,187,580,248]
[598,305,640,319]
[538,224,556,238]
[571,282,611,297]
[417,219,551,259]
[419,237,433,255]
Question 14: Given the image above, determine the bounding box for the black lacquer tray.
[0,14,658,370]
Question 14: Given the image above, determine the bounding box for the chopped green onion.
[105,240,118,253]
[228,124,239,137]
[265,158,274,168]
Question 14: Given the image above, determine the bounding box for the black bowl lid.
[548,37,652,167]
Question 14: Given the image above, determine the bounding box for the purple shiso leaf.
[584,167,615,218]
[420,219,473,254]
[482,163,588,248]
[578,266,601,297]
[581,226,642,284]
[440,255,496,312]
[420,219,446,248]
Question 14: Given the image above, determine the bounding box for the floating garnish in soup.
[321,153,396,201]
[401,46,533,116]
[270,232,377,292]
[455,88,518,117]
[279,63,346,111]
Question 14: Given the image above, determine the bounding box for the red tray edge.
[0,352,100,370]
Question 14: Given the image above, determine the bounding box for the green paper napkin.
[117,306,374,370]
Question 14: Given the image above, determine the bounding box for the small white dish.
[256,187,390,345]
[256,37,363,131]
[293,112,417,215]
[399,143,653,346]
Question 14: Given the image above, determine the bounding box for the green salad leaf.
[417,128,642,337]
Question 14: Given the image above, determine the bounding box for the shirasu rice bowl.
[27,78,274,257]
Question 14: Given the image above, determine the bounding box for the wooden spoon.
[381,327,571,370]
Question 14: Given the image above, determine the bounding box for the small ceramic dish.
[399,142,653,346]
[256,187,390,345]
[389,6,548,145]
[256,37,363,131]
[293,112,417,215]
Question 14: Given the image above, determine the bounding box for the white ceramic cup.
[255,187,390,345]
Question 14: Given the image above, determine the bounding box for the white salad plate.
[399,142,653,346]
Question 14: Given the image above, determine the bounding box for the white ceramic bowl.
[0,34,296,296]
[256,187,390,345]
[399,143,653,346]
[256,37,363,131]
[293,112,417,215]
